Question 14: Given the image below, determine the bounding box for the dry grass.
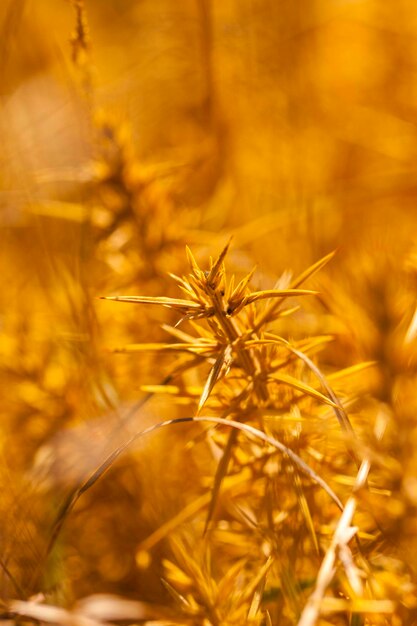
[1,1,417,625]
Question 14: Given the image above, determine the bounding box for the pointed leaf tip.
[206,238,232,286]
[197,349,229,413]
[291,250,336,289]
[185,245,201,276]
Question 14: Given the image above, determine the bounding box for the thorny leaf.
[101,295,204,311]
[113,342,218,356]
[291,251,336,289]
[228,265,256,305]
[268,372,338,408]
[206,238,232,289]
[251,250,336,332]
[198,345,233,413]
[243,288,318,306]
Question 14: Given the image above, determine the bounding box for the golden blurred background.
[2,1,417,624]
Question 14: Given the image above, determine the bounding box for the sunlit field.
[2,2,417,624]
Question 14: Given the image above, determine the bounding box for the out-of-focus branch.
[297,407,389,626]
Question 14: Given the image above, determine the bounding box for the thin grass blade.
[198,349,228,413]
[269,373,338,408]
[47,414,343,560]
[101,295,202,310]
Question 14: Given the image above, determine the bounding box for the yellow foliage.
[1,1,417,624]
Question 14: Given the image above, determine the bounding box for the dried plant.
[2,1,417,625]
[92,243,399,625]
